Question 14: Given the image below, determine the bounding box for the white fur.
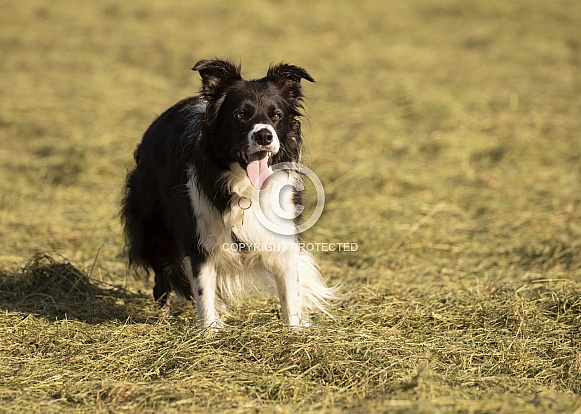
[247,123,280,154]
[186,163,338,329]
[193,260,219,328]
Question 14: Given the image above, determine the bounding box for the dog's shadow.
[0,254,155,324]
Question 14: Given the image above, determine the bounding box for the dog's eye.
[234,112,245,120]
[271,113,282,121]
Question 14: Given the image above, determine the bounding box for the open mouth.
[239,150,273,190]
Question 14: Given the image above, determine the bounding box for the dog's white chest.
[187,164,299,256]
[225,164,299,247]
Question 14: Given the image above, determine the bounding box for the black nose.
[253,128,273,146]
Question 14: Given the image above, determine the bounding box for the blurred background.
[1,2,580,411]
[1,0,580,286]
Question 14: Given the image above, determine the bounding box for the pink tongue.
[246,151,271,190]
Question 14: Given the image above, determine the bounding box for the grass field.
[1,0,581,412]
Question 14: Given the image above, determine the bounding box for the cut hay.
[0,253,153,324]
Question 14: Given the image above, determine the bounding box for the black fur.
[121,59,314,306]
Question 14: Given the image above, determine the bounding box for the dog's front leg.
[192,260,218,329]
[275,274,301,326]
[272,252,308,327]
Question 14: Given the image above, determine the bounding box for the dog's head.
[192,59,314,189]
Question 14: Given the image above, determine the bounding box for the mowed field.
[1,0,581,413]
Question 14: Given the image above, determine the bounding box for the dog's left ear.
[192,59,242,100]
[266,63,315,101]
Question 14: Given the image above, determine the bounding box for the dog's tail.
[297,249,342,321]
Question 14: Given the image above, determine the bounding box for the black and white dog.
[122,59,338,328]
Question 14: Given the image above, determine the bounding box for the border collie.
[122,59,338,328]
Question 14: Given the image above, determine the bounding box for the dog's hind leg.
[151,259,193,306]
[152,269,171,306]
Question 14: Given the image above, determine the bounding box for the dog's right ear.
[192,59,242,100]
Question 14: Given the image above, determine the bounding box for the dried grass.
[1,0,581,412]
[1,255,580,413]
